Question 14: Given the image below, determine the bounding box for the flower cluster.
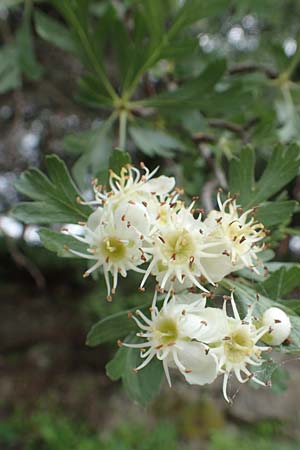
[63,163,266,300]
[62,162,291,401]
[120,291,291,402]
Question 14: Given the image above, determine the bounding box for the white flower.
[63,205,146,300]
[210,293,270,403]
[261,307,291,346]
[202,192,266,278]
[120,291,219,386]
[83,163,177,222]
[140,204,222,292]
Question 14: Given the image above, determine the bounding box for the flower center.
[162,230,194,264]
[154,317,178,345]
[101,237,126,262]
[224,328,253,364]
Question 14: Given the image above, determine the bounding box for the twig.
[229,63,278,80]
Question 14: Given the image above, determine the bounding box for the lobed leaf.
[12,155,92,224]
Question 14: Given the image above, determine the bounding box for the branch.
[229,63,278,80]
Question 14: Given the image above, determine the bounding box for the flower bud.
[262,307,291,346]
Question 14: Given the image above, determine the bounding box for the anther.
[117,340,123,347]
[127,311,133,318]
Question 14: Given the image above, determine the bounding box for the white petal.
[192,308,228,343]
[176,342,219,385]
[87,207,103,231]
[143,176,175,194]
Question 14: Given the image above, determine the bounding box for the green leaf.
[229,144,300,209]
[34,10,78,54]
[16,19,43,82]
[0,43,21,93]
[129,126,185,157]
[228,147,255,207]
[106,334,164,405]
[109,149,132,175]
[86,308,136,347]
[223,279,300,353]
[64,120,114,190]
[12,155,92,224]
[258,266,300,300]
[254,144,300,205]
[141,59,227,108]
[38,228,87,258]
[255,200,297,227]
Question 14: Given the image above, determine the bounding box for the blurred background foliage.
[0,0,300,449]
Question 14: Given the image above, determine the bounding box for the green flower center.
[154,317,178,345]
[162,230,194,264]
[101,237,126,262]
[224,328,253,364]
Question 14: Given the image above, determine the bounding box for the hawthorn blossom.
[63,205,147,300]
[120,291,220,386]
[140,204,222,292]
[211,293,270,403]
[202,192,266,280]
[261,307,291,346]
[83,162,177,222]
